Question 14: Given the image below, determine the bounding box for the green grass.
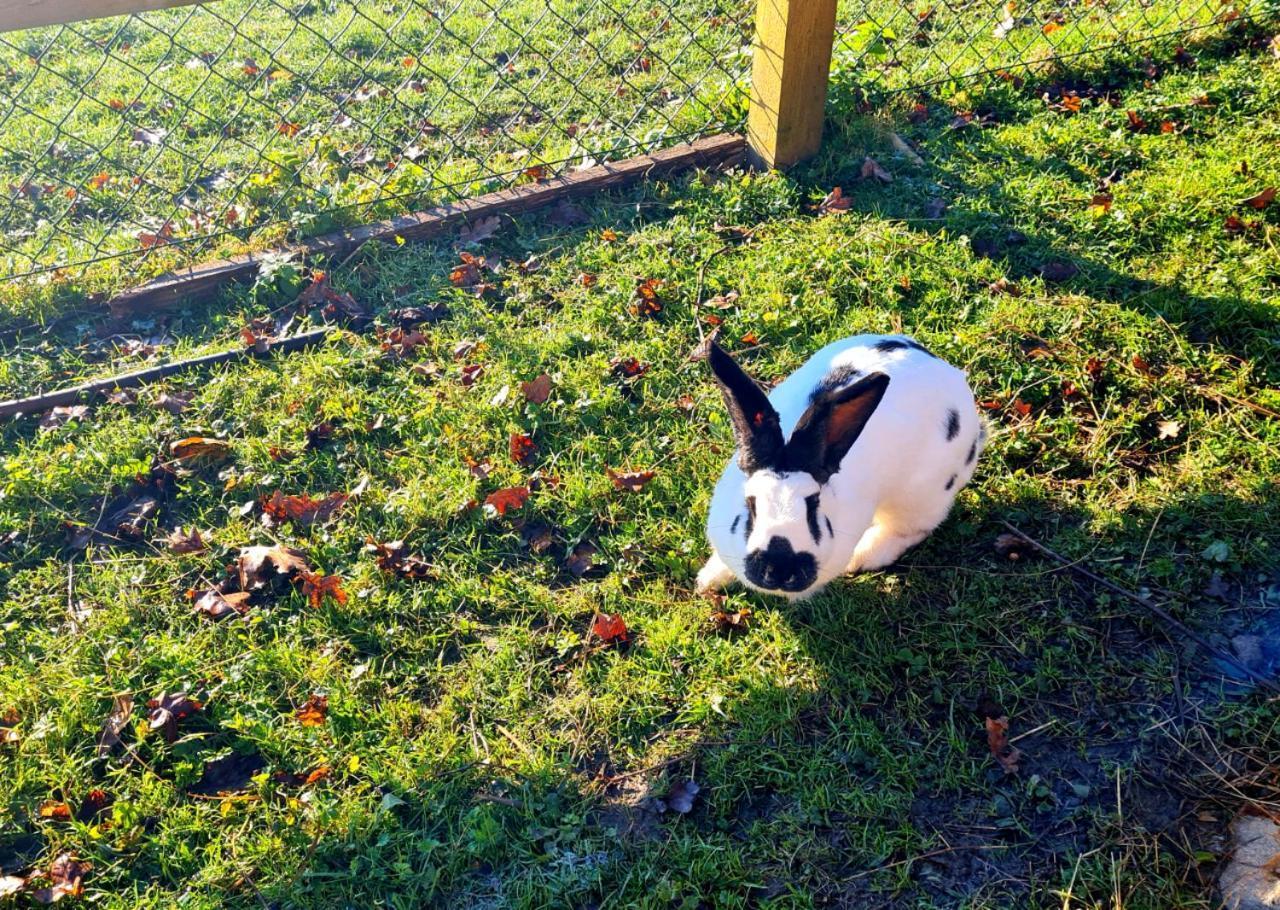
[2,23,1280,910]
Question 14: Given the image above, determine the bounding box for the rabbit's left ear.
[786,372,890,482]
[707,341,785,473]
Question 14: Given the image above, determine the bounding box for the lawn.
[1,15,1279,910]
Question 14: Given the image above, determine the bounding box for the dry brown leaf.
[521,374,552,404]
[606,467,656,492]
[984,715,1022,773]
[170,436,231,465]
[860,156,893,183]
[96,694,133,757]
[29,853,90,905]
[484,486,530,515]
[166,527,207,554]
[296,694,328,726]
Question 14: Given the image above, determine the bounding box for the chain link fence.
[833,0,1268,99]
[0,0,1272,301]
[0,0,752,297]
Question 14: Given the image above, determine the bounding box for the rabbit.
[696,335,986,600]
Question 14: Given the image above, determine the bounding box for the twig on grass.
[998,521,1280,697]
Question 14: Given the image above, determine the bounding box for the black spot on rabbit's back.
[730,515,740,535]
[966,437,978,465]
[945,474,957,490]
[945,408,960,441]
[873,337,936,357]
[811,365,862,402]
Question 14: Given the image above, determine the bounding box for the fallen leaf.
[592,612,628,643]
[76,789,110,822]
[816,186,852,214]
[170,436,231,466]
[609,357,650,379]
[484,486,530,515]
[458,215,501,244]
[630,278,664,318]
[146,691,202,742]
[459,363,485,386]
[1018,337,1052,359]
[566,541,599,577]
[237,544,310,591]
[188,751,265,795]
[155,391,193,414]
[88,172,111,191]
[378,327,429,359]
[96,694,134,757]
[29,853,90,905]
[509,432,538,465]
[193,589,252,620]
[364,538,433,579]
[606,467,656,492]
[168,527,208,555]
[860,156,893,183]
[1156,419,1182,440]
[521,374,552,404]
[296,570,347,608]
[39,405,89,430]
[37,800,72,821]
[1131,354,1153,375]
[272,765,332,788]
[988,277,1021,296]
[518,519,556,554]
[1242,186,1276,210]
[704,290,740,310]
[1088,192,1113,214]
[1085,357,1105,381]
[600,228,619,242]
[449,252,488,288]
[259,490,348,527]
[296,694,328,726]
[1010,398,1032,418]
[983,714,1022,773]
[708,607,752,633]
[1125,109,1147,131]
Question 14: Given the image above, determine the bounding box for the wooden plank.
[0,328,332,419]
[745,0,839,170]
[106,132,745,316]
[0,0,214,33]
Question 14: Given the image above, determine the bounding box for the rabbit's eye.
[744,496,756,537]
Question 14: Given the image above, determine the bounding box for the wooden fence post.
[746,0,839,170]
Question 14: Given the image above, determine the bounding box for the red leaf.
[484,486,530,515]
[259,490,349,527]
[592,612,628,643]
[296,571,347,608]
[509,432,538,465]
[146,691,202,742]
[37,800,72,821]
[1243,186,1276,210]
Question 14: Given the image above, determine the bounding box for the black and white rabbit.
[696,335,986,600]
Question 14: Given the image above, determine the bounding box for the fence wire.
[833,0,1267,97]
[0,0,752,293]
[0,0,1271,298]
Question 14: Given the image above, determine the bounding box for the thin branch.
[998,521,1280,697]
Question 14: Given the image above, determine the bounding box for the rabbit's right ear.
[707,341,784,473]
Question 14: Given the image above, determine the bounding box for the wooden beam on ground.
[0,328,333,420]
[0,0,215,33]
[106,132,746,316]
[745,0,838,170]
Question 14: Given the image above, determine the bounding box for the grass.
[2,18,1280,910]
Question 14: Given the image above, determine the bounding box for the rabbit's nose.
[744,536,818,593]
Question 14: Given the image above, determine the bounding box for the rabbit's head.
[707,342,889,596]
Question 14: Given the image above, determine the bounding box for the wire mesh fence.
[0,0,752,296]
[832,0,1269,99]
[0,0,1273,301]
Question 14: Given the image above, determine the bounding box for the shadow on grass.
[209,486,1280,908]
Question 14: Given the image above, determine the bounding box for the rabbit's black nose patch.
[745,536,817,593]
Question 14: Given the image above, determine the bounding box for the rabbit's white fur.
[698,334,984,600]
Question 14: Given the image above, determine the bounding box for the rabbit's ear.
[786,372,890,482]
[707,341,785,473]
